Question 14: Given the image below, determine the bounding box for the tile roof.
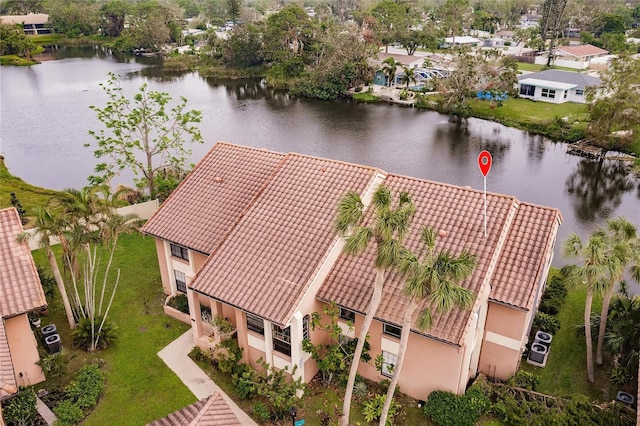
[147,392,242,426]
[517,70,600,89]
[0,208,46,399]
[191,153,380,326]
[556,44,608,58]
[318,175,522,346]
[142,143,285,254]
[0,208,47,317]
[491,203,561,310]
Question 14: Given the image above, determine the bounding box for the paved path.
[157,330,257,425]
[36,396,57,425]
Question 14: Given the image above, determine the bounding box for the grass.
[0,157,58,219]
[352,92,381,103]
[517,62,580,73]
[31,232,194,425]
[521,285,612,401]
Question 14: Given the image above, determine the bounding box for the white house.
[517,70,601,104]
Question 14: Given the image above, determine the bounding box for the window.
[383,323,402,339]
[272,324,291,357]
[575,89,584,96]
[200,305,212,323]
[170,243,189,261]
[174,270,186,293]
[303,315,310,340]
[381,351,397,377]
[519,84,535,97]
[541,88,556,99]
[246,313,264,335]
[339,308,356,322]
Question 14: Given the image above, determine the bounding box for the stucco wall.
[4,315,45,386]
[192,252,208,273]
[478,302,528,380]
[155,239,171,295]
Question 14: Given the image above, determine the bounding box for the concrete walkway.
[36,396,57,425]
[157,330,257,425]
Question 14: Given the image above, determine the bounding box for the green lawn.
[32,233,194,425]
[0,157,58,218]
[521,286,612,401]
[517,62,580,73]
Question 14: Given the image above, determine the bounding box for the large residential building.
[0,208,48,421]
[142,142,562,400]
[0,14,51,35]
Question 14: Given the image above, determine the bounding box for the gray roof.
[517,70,600,89]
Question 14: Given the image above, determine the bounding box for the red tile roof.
[556,44,608,58]
[0,208,47,399]
[491,203,561,310]
[142,143,285,254]
[318,175,527,345]
[147,392,242,426]
[191,153,380,326]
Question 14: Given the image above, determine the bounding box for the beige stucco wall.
[4,315,45,386]
[478,302,528,380]
[155,239,171,295]
[191,252,208,273]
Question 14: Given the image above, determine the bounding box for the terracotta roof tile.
[556,44,608,58]
[491,203,562,309]
[0,208,47,317]
[191,154,380,326]
[0,320,17,399]
[147,392,241,426]
[142,143,285,254]
[318,175,520,345]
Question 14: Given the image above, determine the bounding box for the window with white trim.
[339,308,355,322]
[174,270,187,293]
[170,243,189,261]
[381,351,397,377]
[383,323,402,339]
[519,84,535,97]
[246,313,264,335]
[541,88,556,98]
[575,89,584,96]
[272,324,291,357]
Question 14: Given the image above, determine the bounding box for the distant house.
[517,69,601,104]
[495,30,515,41]
[519,14,541,29]
[143,142,562,400]
[535,44,610,69]
[0,208,48,417]
[372,53,424,86]
[0,13,51,35]
[483,38,505,48]
[441,36,481,48]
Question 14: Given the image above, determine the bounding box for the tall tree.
[335,185,415,426]
[382,56,401,87]
[596,217,639,365]
[438,0,472,44]
[585,55,640,154]
[370,0,414,52]
[379,227,476,425]
[87,72,203,198]
[18,207,76,329]
[564,229,616,383]
[98,0,129,37]
[539,0,568,66]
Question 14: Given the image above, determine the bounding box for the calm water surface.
[1,47,638,271]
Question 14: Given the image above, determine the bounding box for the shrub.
[253,402,271,422]
[507,370,539,391]
[533,311,560,334]
[213,338,244,374]
[167,294,189,314]
[353,380,368,399]
[2,388,37,426]
[72,316,118,351]
[65,365,105,410]
[362,393,397,425]
[54,400,84,426]
[423,385,490,426]
[37,351,68,378]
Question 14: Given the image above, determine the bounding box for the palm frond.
[335,191,364,235]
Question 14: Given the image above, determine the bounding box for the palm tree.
[596,217,638,365]
[382,57,402,88]
[604,284,640,387]
[336,185,415,426]
[378,227,476,425]
[563,230,615,383]
[18,207,76,329]
[399,65,416,89]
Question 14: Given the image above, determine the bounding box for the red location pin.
[478,150,492,177]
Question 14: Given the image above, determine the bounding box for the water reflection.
[565,158,635,222]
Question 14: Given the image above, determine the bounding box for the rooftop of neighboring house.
[375,52,424,67]
[147,392,242,426]
[555,44,609,58]
[0,208,47,399]
[517,69,601,89]
[0,13,49,26]
[145,143,562,347]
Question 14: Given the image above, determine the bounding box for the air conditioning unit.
[534,331,553,347]
[528,343,548,364]
[42,324,57,340]
[45,334,62,354]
